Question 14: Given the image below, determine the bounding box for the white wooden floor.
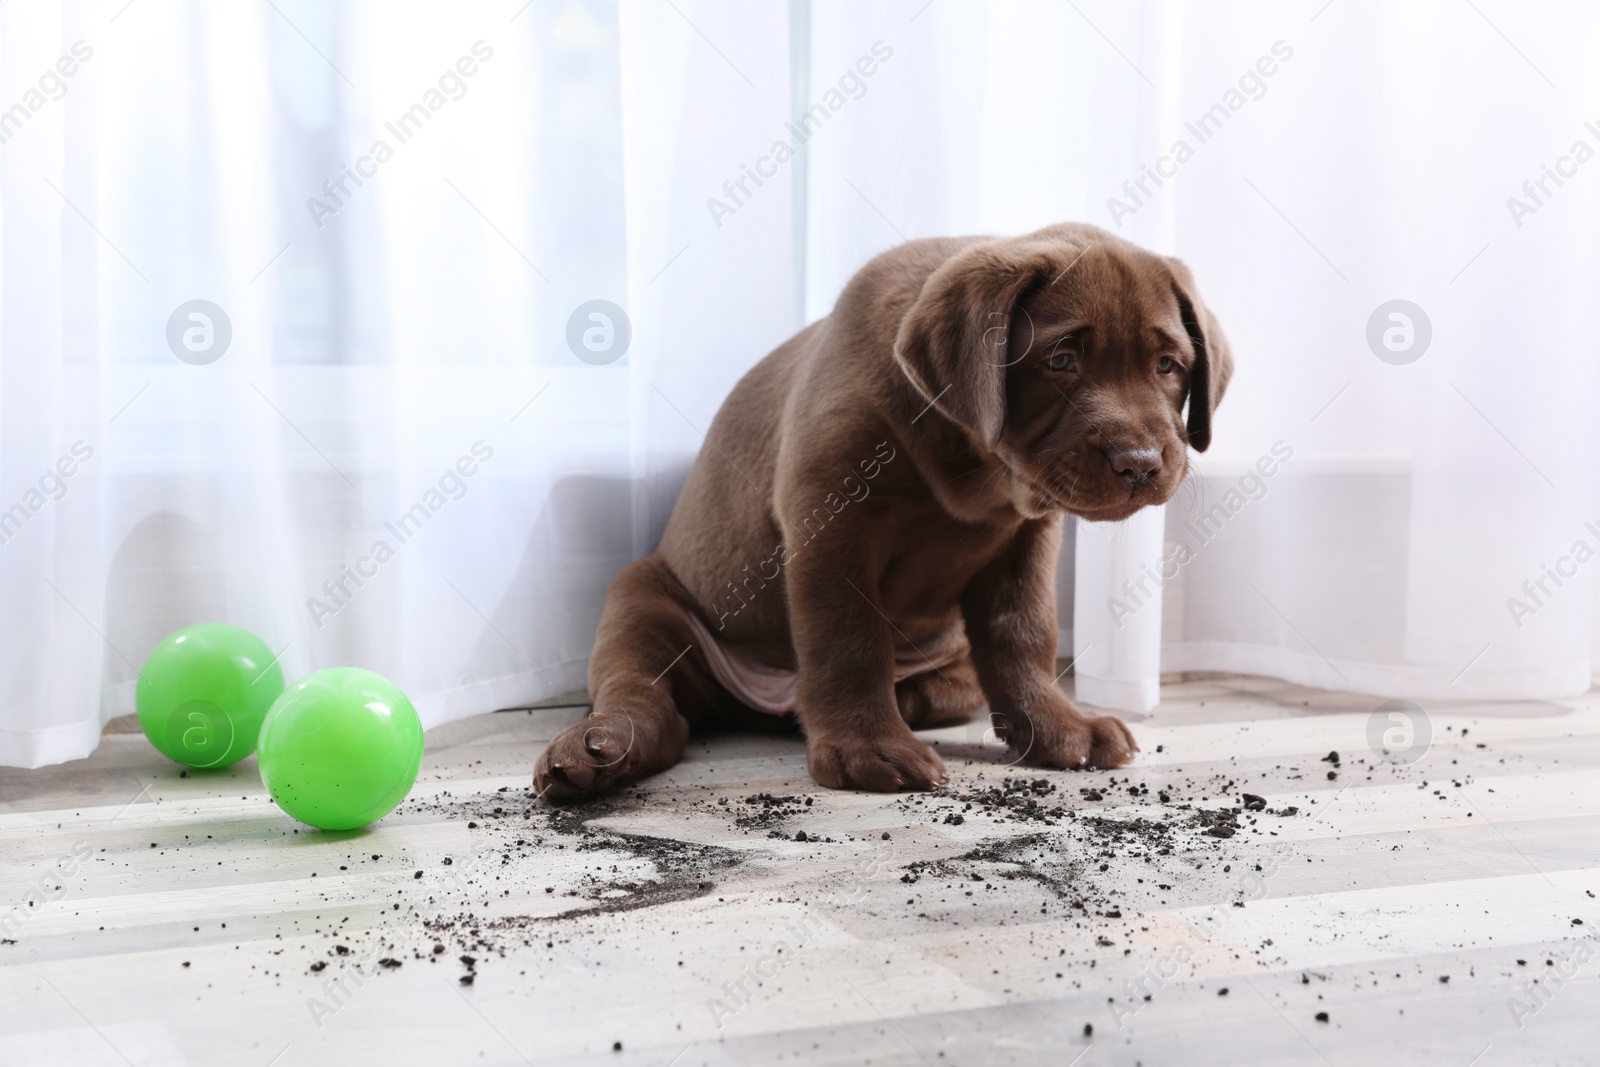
[2,673,1598,1066]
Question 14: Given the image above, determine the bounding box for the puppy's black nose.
[1106,446,1162,490]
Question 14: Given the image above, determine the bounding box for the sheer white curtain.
[1104,0,1600,705]
[3,0,1596,768]
[0,0,799,767]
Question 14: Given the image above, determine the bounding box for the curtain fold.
[3,0,1597,768]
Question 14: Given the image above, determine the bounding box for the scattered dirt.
[290,785,749,980]
[731,792,810,830]
[281,745,1535,1007]
[902,833,1087,900]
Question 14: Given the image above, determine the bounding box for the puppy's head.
[894,226,1234,522]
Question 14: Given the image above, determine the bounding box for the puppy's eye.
[1157,356,1175,374]
[1044,337,1079,372]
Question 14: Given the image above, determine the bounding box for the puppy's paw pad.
[1007,717,1090,770]
[1012,712,1136,771]
[1086,715,1138,769]
[809,734,947,793]
[534,716,638,800]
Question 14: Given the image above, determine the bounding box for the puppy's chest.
[878,520,1014,613]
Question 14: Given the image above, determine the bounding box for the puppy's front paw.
[1083,714,1138,768]
[807,731,948,792]
[1010,709,1138,770]
[534,714,638,800]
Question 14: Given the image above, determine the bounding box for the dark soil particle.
[733,793,808,830]
[902,834,1086,901]
[903,777,1074,825]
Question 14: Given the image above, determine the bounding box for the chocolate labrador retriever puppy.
[535,221,1232,797]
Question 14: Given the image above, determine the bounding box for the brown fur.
[535,222,1233,797]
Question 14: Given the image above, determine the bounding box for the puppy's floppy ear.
[1166,257,1234,453]
[893,241,1056,449]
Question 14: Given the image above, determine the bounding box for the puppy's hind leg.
[896,654,985,730]
[535,555,703,800]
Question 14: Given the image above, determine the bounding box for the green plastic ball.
[135,624,285,769]
[257,667,424,831]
